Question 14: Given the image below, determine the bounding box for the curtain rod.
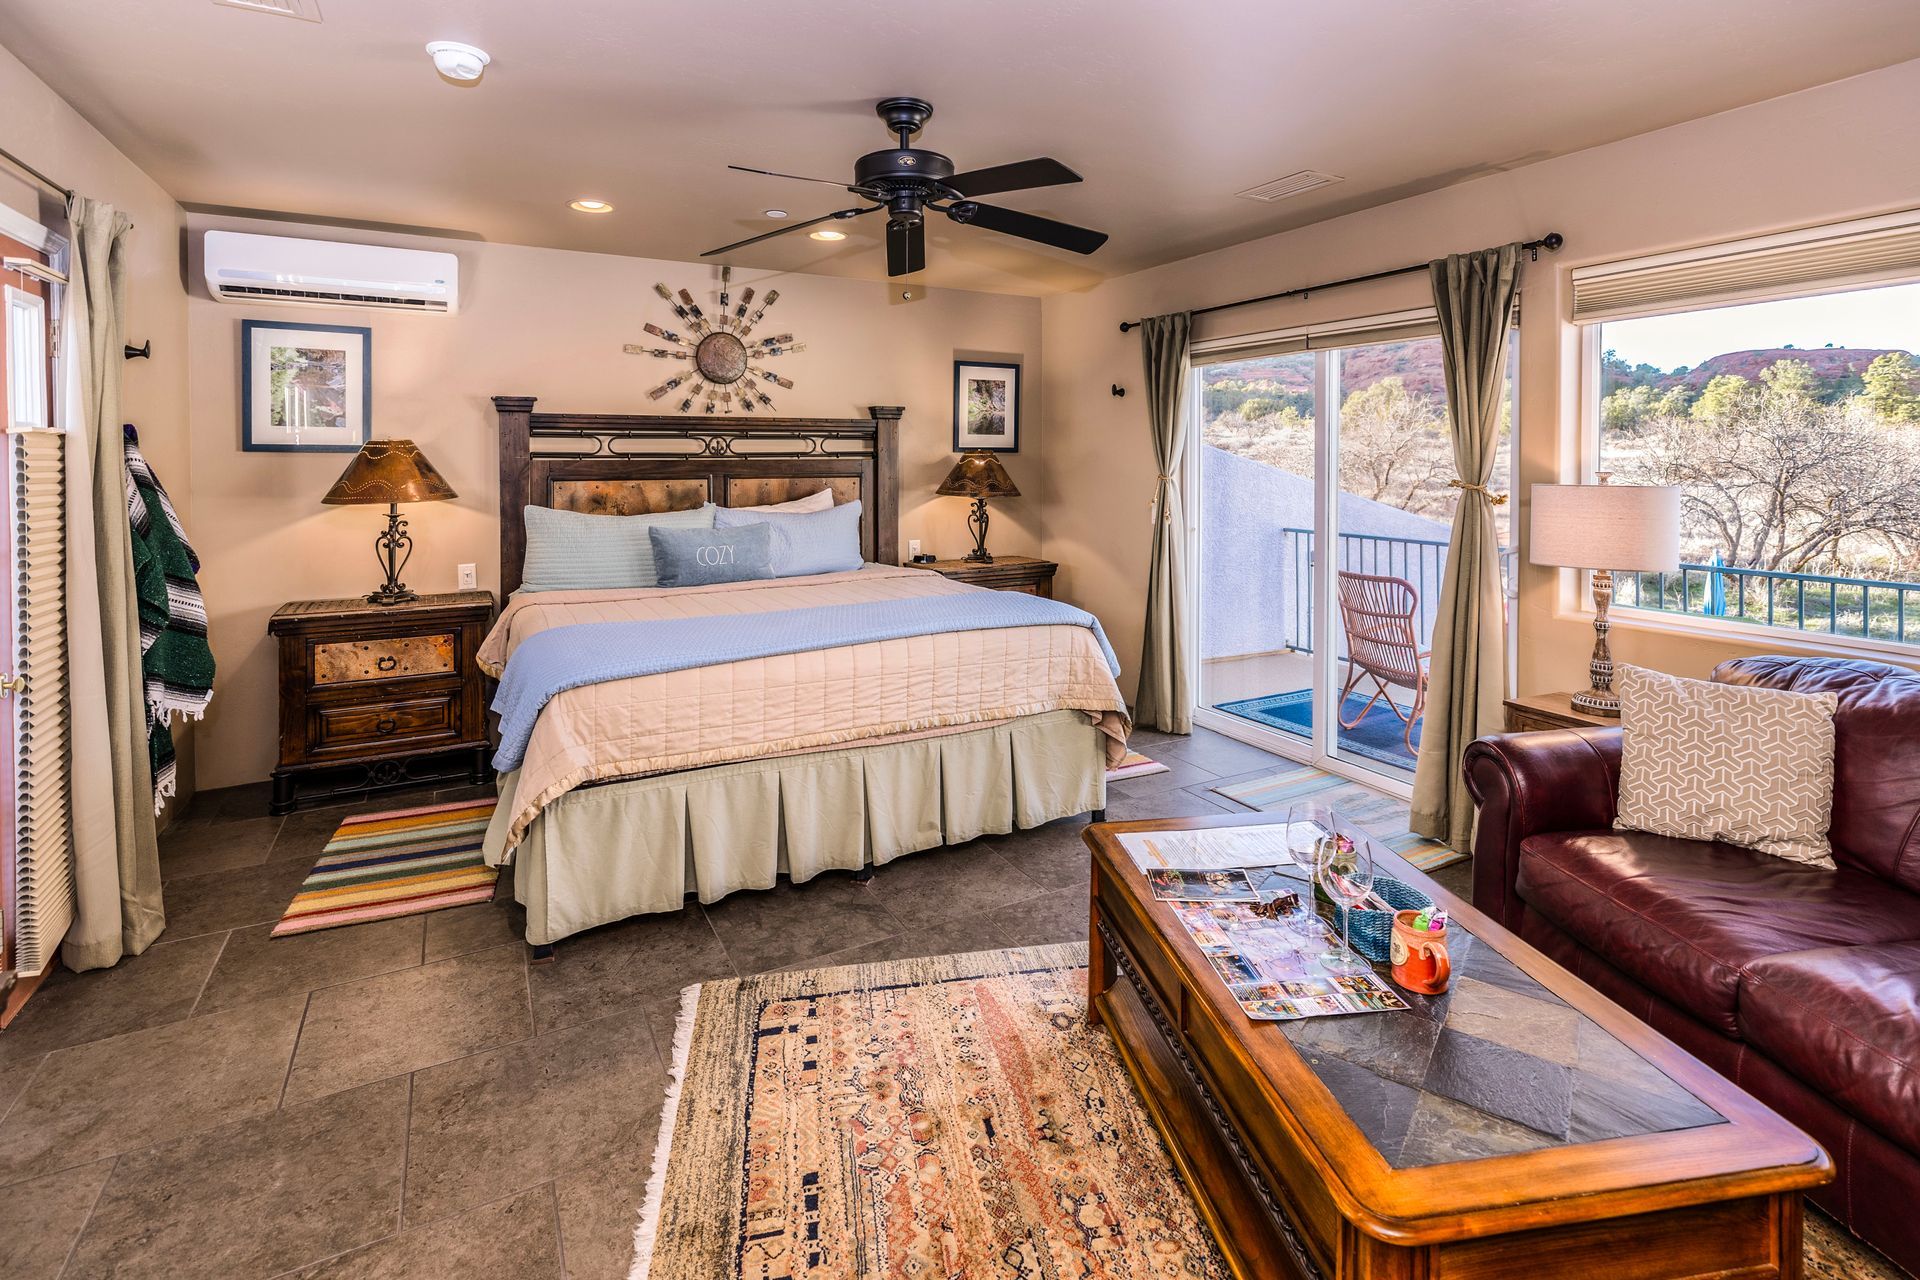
[0,143,71,203]
[1117,232,1563,333]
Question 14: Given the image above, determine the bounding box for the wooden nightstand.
[267,591,495,814]
[1504,692,1621,733]
[909,555,1057,597]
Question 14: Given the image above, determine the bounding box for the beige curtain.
[1410,245,1521,851]
[1134,312,1193,733]
[61,196,164,971]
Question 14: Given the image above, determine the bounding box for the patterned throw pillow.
[1613,664,1839,867]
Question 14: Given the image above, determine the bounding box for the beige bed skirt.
[482,709,1108,946]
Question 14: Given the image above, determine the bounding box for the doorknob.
[0,672,24,698]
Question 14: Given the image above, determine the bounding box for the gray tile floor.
[0,727,1468,1280]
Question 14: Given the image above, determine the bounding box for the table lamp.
[1529,476,1680,715]
[322,439,457,605]
[936,451,1020,563]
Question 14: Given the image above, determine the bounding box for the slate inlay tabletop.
[1275,916,1725,1167]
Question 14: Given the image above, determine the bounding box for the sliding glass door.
[1191,318,1512,791]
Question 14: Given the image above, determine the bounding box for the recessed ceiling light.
[426,41,490,83]
[763,209,789,220]
[809,229,846,241]
[569,198,614,214]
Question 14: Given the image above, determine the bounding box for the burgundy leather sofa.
[1463,655,1920,1274]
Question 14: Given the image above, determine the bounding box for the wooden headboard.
[493,397,903,596]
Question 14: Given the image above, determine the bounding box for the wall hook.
[124,340,151,360]
[1110,384,1126,397]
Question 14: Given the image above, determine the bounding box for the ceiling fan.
[704,96,1109,276]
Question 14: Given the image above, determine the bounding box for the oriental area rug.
[631,945,1903,1280]
[632,943,1226,1280]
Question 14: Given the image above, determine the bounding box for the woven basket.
[1322,875,1434,964]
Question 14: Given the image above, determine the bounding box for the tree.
[1862,352,1920,424]
[1623,358,1920,574]
[1333,377,1455,511]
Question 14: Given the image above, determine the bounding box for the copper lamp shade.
[936,451,1019,563]
[323,439,457,606]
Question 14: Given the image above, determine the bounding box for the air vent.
[212,285,440,310]
[212,0,322,21]
[1235,170,1344,203]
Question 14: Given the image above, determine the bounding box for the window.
[1589,279,1920,646]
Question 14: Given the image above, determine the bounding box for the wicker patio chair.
[1334,570,1429,752]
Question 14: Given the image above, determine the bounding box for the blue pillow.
[520,503,715,592]
[649,523,775,587]
[713,499,864,578]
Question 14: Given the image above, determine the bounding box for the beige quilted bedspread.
[478,564,1131,853]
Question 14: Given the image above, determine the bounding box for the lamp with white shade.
[1529,477,1681,715]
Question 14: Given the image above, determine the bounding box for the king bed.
[479,397,1130,953]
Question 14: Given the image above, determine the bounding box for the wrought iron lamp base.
[366,503,418,606]
[963,496,995,563]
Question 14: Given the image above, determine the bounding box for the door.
[1192,319,1514,795]
[2,225,59,1020]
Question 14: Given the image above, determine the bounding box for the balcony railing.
[1617,562,1920,645]
[1276,529,1513,655]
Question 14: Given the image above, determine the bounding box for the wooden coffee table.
[1083,814,1832,1280]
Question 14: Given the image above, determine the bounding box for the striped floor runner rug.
[1107,750,1171,782]
[272,799,499,937]
[1211,762,1467,872]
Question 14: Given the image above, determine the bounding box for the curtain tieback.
[1447,479,1509,505]
[1156,473,1175,483]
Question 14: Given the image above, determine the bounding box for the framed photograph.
[241,319,371,452]
[952,360,1019,453]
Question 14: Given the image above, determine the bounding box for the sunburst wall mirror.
[623,266,805,414]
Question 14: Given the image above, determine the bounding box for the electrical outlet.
[457,562,477,591]
[908,539,922,559]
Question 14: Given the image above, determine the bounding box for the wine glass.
[1315,826,1376,976]
[1282,802,1332,945]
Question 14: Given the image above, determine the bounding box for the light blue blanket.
[490,591,1121,771]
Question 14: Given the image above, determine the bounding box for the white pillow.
[1613,664,1839,867]
[731,489,835,515]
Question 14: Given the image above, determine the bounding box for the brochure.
[1163,895,1409,1022]
[1145,867,1259,902]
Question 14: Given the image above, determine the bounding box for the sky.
[1603,281,1920,371]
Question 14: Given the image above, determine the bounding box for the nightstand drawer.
[312,633,457,687]
[310,693,461,755]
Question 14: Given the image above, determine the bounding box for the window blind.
[8,427,71,978]
[1571,210,1920,323]
[1193,311,1441,366]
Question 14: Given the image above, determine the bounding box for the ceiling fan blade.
[886,220,926,277]
[703,205,877,257]
[945,201,1107,255]
[945,157,1083,198]
[727,164,858,190]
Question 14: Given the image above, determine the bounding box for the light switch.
[908,539,922,559]
[457,562,477,590]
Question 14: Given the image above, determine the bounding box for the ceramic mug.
[1389,909,1451,994]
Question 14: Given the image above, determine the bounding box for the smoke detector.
[1235,170,1344,203]
[426,41,491,83]
[212,0,322,20]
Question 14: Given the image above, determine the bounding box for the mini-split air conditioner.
[202,230,459,313]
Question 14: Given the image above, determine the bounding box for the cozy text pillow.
[649,523,774,587]
[1613,663,1839,867]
